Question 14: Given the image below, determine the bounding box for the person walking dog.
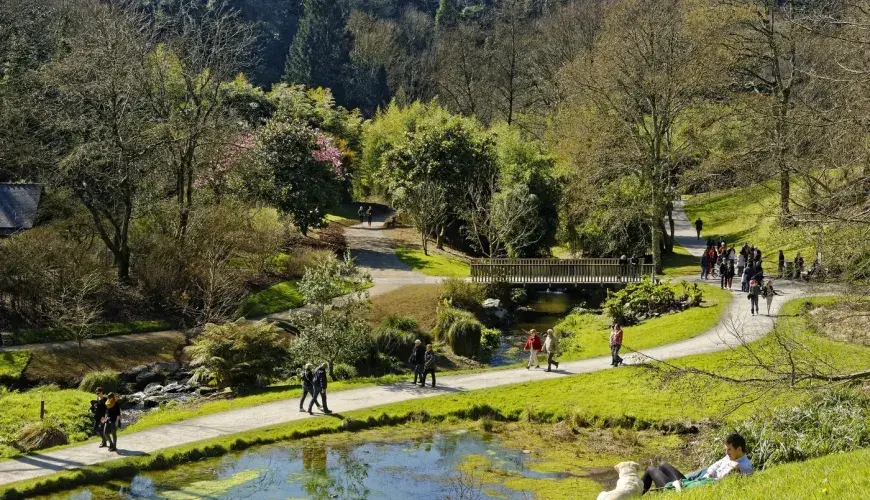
[610,323,624,367]
[421,344,436,387]
[409,339,425,385]
[523,329,543,369]
[544,329,560,371]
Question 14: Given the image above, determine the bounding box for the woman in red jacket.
[523,329,543,369]
[610,323,624,367]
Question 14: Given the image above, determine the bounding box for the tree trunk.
[436,224,445,250]
[651,210,664,274]
[666,202,675,254]
[328,361,336,382]
[421,229,428,256]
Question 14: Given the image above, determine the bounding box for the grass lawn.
[0,386,93,459]
[395,247,470,277]
[662,243,702,277]
[683,181,817,261]
[368,284,442,331]
[663,447,870,500]
[238,280,305,317]
[324,203,362,226]
[10,320,174,346]
[555,283,732,360]
[0,351,30,382]
[23,332,185,386]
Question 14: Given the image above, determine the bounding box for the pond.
[45,429,614,500]
[491,290,597,366]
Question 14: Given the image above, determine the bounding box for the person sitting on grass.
[641,433,753,494]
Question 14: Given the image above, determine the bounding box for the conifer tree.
[284,0,351,103]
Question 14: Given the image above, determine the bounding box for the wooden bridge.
[470,258,656,286]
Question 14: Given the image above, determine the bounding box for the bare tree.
[393,181,449,255]
[45,271,105,359]
[464,175,542,258]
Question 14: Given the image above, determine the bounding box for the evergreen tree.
[284,0,351,104]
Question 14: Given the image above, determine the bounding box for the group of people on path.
[299,363,331,414]
[522,329,560,371]
[357,205,374,227]
[409,339,437,387]
[89,388,122,452]
[698,238,781,316]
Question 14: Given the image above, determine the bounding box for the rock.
[196,386,218,396]
[162,382,185,393]
[482,298,502,309]
[143,383,163,395]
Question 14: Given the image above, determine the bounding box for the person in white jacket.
[544,329,560,372]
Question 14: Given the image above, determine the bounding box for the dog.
[596,461,644,500]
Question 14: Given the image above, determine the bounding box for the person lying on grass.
[641,433,753,494]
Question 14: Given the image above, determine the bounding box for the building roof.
[0,183,42,235]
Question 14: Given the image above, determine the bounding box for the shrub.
[78,370,121,394]
[284,248,337,279]
[440,278,485,312]
[331,363,358,381]
[704,389,870,470]
[384,214,401,228]
[187,320,290,390]
[680,281,704,307]
[603,278,678,324]
[483,281,513,305]
[16,418,69,452]
[510,287,529,306]
[479,327,502,360]
[381,315,420,333]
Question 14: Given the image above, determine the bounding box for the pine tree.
[284,0,351,104]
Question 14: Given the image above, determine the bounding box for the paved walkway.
[0,202,814,487]
[671,200,707,258]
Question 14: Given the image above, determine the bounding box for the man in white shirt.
[641,433,753,494]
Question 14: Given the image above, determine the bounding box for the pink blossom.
[312,132,343,175]
[195,134,256,189]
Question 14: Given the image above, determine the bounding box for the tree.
[187,320,290,390]
[436,24,490,121]
[254,121,344,235]
[44,271,105,359]
[291,253,372,380]
[393,181,449,255]
[464,178,542,258]
[145,0,256,238]
[39,0,158,281]
[284,0,352,105]
[486,0,536,126]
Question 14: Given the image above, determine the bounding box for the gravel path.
[0,203,813,487]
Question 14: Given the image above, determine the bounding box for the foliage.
[439,279,485,312]
[0,385,92,458]
[602,279,686,325]
[77,371,121,394]
[368,284,442,332]
[708,388,870,471]
[297,251,370,309]
[479,327,502,360]
[187,320,290,390]
[10,320,173,346]
[434,305,482,358]
[15,418,69,453]
[253,120,344,235]
[331,363,358,381]
[290,299,373,381]
[282,248,337,280]
[679,281,704,308]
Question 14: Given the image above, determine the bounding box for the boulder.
[143,383,164,395]
[482,298,502,309]
[162,382,185,393]
[196,386,218,396]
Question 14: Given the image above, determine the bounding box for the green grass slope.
[395,247,471,277]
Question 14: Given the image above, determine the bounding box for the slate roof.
[0,183,42,236]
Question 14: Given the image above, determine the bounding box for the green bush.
[78,370,121,394]
[434,306,483,358]
[0,351,31,382]
[440,278,485,312]
[710,389,870,471]
[187,320,290,390]
[380,315,421,333]
[479,327,502,360]
[603,278,678,324]
[331,363,358,381]
[15,418,69,452]
[483,281,513,305]
[284,248,337,279]
[680,281,704,307]
[510,287,529,306]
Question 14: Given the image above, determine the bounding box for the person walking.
[726,259,735,290]
[366,206,373,227]
[700,251,709,280]
[544,329,560,372]
[421,344,436,387]
[299,364,321,412]
[737,251,745,280]
[776,250,785,278]
[742,263,753,293]
[357,205,365,224]
[794,253,804,280]
[409,339,425,384]
[763,280,778,316]
[748,279,762,316]
[102,393,121,452]
[523,329,543,369]
[90,388,108,448]
[719,257,728,289]
[609,323,624,367]
[309,364,331,414]
[695,218,703,239]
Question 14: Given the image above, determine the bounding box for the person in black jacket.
[299,364,320,412]
[308,364,331,414]
[409,339,425,384]
[421,344,436,387]
[90,388,108,448]
[102,393,122,452]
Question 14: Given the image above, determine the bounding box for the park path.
[671,200,707,258]
[0,275,810,487]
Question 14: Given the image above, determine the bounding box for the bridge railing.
[470,258,656,284]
